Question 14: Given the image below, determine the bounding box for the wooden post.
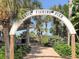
[71,34,76,59]
[10,35,14,59]
[3,28,10,59]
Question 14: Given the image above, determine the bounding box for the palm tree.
[50,5,63,36]
[0,0,32,59]
[44,16,52,33]
[32,0,42,9]
[0,0,12,59]
[29,0,42,44]
[22,0,42,46]
[0,0,42,59]
[34,16,43,45]
[71,0,79,40]
[50,5,70,44]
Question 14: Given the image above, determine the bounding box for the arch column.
[10,35,14,59]
[71,34,76,59]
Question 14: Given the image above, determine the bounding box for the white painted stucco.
[10,9,76,35]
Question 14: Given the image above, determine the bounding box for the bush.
[14,44,31,59]
[44,35,65,47]
[54,44,71,57]
[0,44,31,59]
[76,43,79,57]
[0,46,5,59]
[41,35,48,46]
[14,47,23,59]
[53,43,79,58]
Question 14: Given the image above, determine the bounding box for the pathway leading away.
[23,44,64,59]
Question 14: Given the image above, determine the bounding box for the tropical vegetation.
[0,0,79,59]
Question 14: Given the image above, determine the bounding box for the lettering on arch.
[54,11,63,18]
[33,10,54,14]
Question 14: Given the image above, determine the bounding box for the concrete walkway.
[23,44,64,59]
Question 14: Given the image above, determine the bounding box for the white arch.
[10,9,76,35]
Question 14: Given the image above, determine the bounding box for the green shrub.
[14,44,31,59]
[41,36,48,45]
[54,44,71,57]
[76,43,79,57]
[14,47,22,59]
[53,43,79,58]
[14,47,23,59]
[0,46,5,59]
[49,35,65,47]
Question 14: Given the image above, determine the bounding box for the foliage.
[14,36,31,59]
[72,0,79,36]
[54,43,71,57]
[41,35,49,45]
[62,4,68,17]
[17,8,27,19]
[14,44,31,59]
[50,4,68,37]
[50,35,65,44]
[76,43,79,57]
[53,43,79,58]
[41,35,65,47]
[0,40,30,59]
[0,46,5,59]
[29,31,36,37]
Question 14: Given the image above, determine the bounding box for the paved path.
[23,44,64,59]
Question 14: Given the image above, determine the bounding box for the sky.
[16,0,68,35]
[39,0,68,9]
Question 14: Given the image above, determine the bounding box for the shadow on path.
[23,43,65,59]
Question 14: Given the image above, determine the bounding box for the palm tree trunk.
[69,0,72,17]
[3,28,10,59]
[68,0,72,45]
[26,27,30,46]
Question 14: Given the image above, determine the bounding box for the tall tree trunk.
[26,27,30,46]
[68,0,72,45]
[3,28,10,59]
[69,0,72,17]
